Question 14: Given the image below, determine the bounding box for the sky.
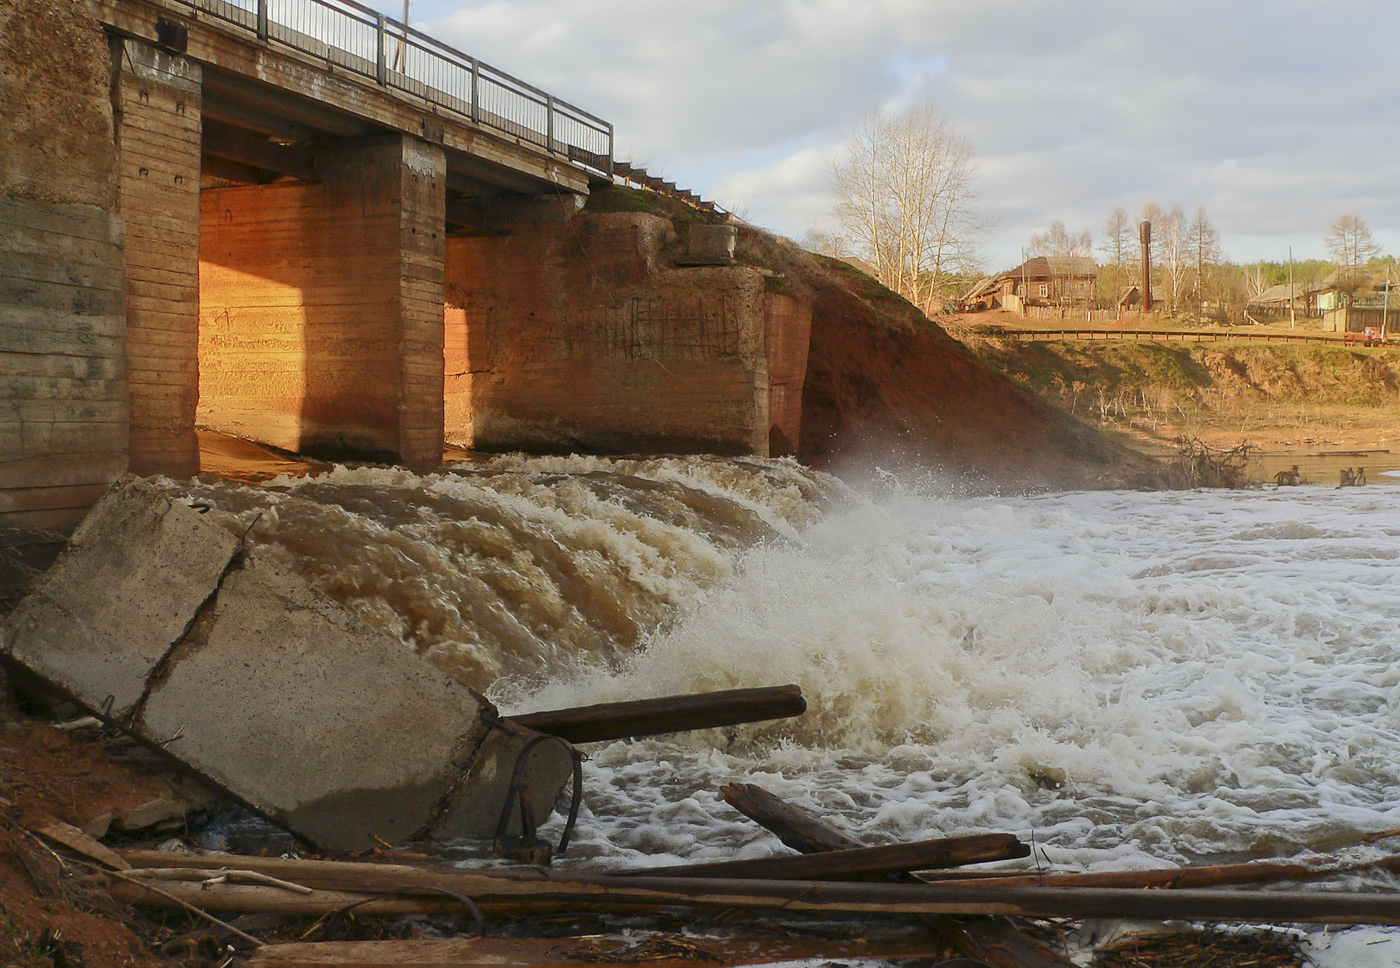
[377,0,1400,273]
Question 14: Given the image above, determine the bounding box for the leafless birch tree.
[1159,205,1189,311]
[1325,213,1380,307]
[1325,213,1380,268]
[1094,207,1131,305]
[1028,221,1092,257]
[830,103,982,314]
[1186,206,1221,317]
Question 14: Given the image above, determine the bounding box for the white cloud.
[408,0,1400,269]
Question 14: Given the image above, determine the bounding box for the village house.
[1310,270,1398,335]
[963,256,1098,312]
[1247,282,1320,317]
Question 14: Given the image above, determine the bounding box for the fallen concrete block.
[1,477,573,852]
[2,478,239,720]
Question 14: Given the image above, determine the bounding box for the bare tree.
[830,103,982,314]
[1242,262,1270,301]
[802,228,852,260]
[1098,207,1132,304]
[1186,205,1222,318]
[1325,213,1380,268]
[1325,213,1380,308]
[1159,205,1189,311]
[1028,220,1092,258]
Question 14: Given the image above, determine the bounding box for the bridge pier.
[118,38,203,478]
[199,136,446,466]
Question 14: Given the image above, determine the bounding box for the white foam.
[507,484,1400,955]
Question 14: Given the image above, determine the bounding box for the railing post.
[470,57,480,123]
[606,123,615,171]
[256,0,268,40]
[376,13,387,85]
[546,95,555,152]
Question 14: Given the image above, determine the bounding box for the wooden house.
[962,256,1098,311]
[1247,282,1320,316]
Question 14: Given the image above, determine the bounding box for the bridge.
[2,0,804,590]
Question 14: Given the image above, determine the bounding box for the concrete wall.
[0,0,128,593]
[199,137,445,465]
[763,293,812,457]
[118,39,203,478]
[446,212,781,456]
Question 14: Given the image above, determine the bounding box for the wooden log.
[973,853,1400,890]
[99,857,1400,925]
[619,833,1028,880]
[248,932,958,968]
[719,783,1070,968]
[719,782,859,853]
[508,685,806,744]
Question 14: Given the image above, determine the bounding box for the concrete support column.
[0,1,128,594]
[394,138,448,467]
[199,135,445,466]
[118,39,202,478]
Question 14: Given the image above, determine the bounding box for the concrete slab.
[138,547,493,850]
[433,716,577,843]
[2,476,576,852]
[1,477,239,719]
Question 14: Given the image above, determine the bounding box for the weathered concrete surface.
[0,479,238,719]
[199,136,446,467]
[138,546,491,848]
[676,224,737,266]
[1,477,572,851]
[0,0,129,593]
[118,38,203,478]
[445,212,777,456]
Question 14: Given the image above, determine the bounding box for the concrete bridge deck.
[98,0,609,205]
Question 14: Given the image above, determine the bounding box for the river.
[161,457,1400,966]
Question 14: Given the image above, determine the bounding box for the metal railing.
[174,0,614,175]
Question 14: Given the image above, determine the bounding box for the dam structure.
[1,0,812,589]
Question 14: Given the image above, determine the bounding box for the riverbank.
[948,313,1400,466]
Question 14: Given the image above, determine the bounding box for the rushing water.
[162,459,1400,965]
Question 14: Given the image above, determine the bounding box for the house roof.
[963,276,998,300]
[992,256,1098,282]
[1251,282,1313,304]
[1318,268,1391,291]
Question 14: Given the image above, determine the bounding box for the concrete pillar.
[118,39,203,478]
[0,1,129,594]
[199,136,445,466]
[444,213,774,456]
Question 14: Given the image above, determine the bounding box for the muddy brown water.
[1252,450,1400,488]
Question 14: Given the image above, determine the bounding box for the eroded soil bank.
[951,319,1400,457]
[727,235,1164,491]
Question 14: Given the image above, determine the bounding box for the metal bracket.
[491,734,585,865]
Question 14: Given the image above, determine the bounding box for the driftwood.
[248,932,958,968]
[508,685,806,744]
[719,782,1070,968]
[955,853,1400,890]
[719,782,860,852]
[620,832,1028,880]
[99,852,1400,924]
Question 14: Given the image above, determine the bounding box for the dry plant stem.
[123,867,315,893]
[106,869,265,947]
